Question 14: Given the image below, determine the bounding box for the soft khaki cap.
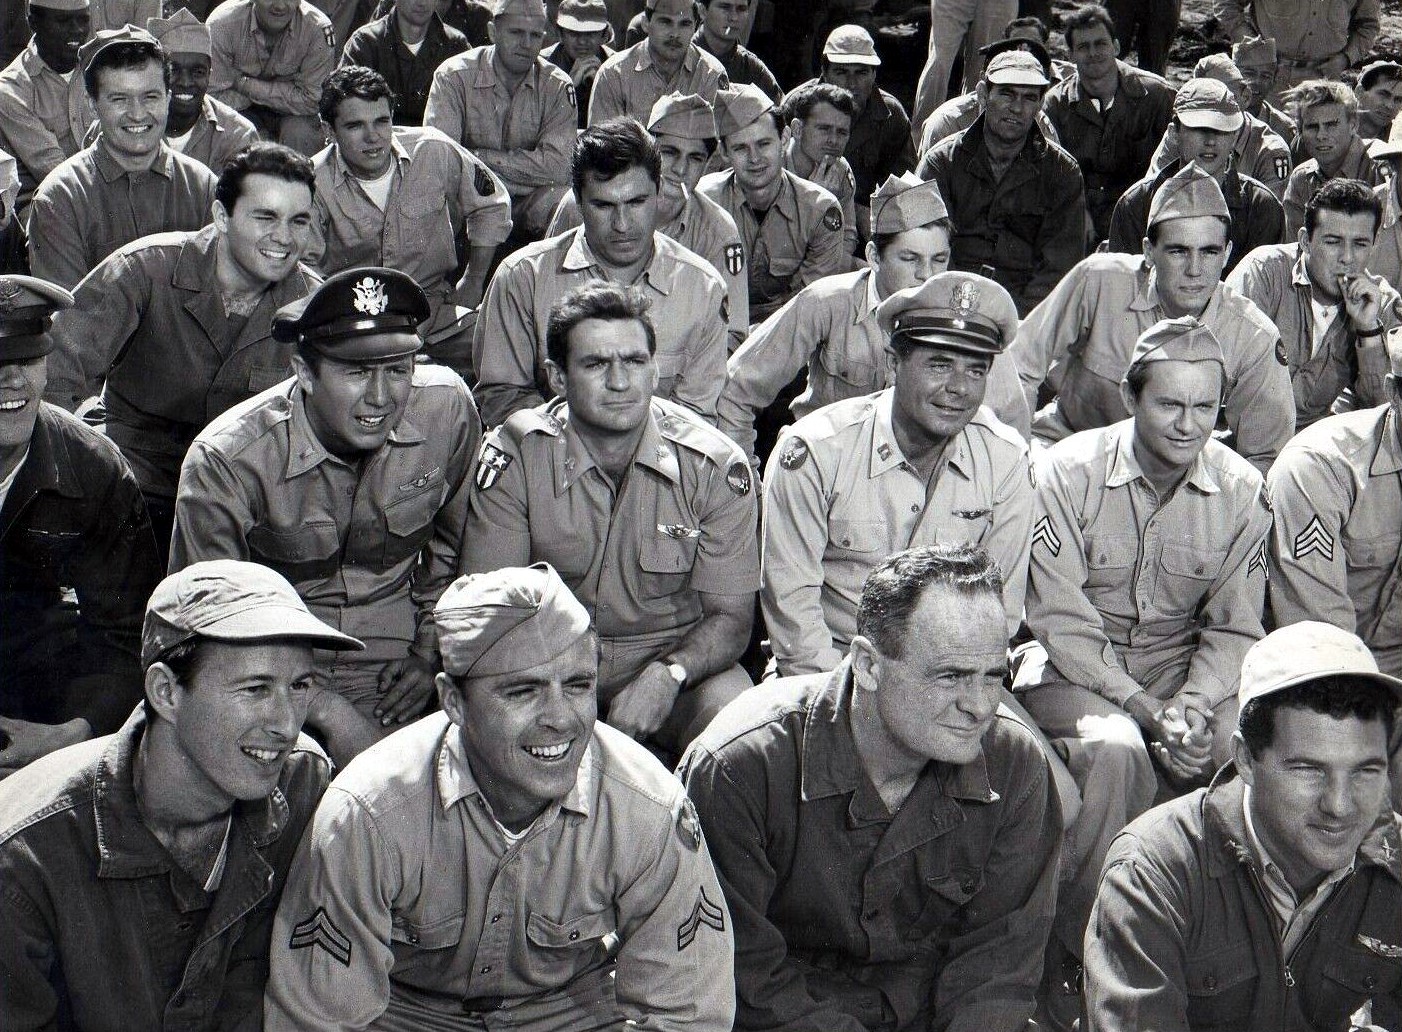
[0,275,72,362]
[876,271,1018,357]
[714,82,775,140]
[823,24,880,66]
[1147,161,1230,228]
[1124,316,1225,379]
[29,0,88,12]
[1232,36,1277,69]
[1238,621,1402,712]
[147,7,209,56]
[491,0,547,20]
[869,171,948,235]
[648,92,715,141]
[556,0,609,32]
[142,560,363,666]
[436,563,592,678]
[1175,77,1244,132]
[978,36,1053,79]
[273,267,429,360]
[78,24,162,77]
[1193,53,1248,92]
[1359,59,1402,88]
[984,49,1049,87]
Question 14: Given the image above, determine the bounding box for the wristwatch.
[661,658,690,691]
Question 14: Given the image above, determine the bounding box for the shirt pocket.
[828,518,887,557]
[1083,533,1138,597]
[904,867,985,943]
[1153,543,1227,616]
[816,342,882,394]
[397,195,456,259]
[522,907,616,989]
[247,520,342,582]
[1184,941,1258,1032]
[1322,944,1402,1022]
[382,479,445,565]
[389,910,463,974]
[637,530,700,598]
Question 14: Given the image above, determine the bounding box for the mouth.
[122,125,155,136]
[355,414,389,430]
[258,247,292,263]
[524,741,572,761]
[241,745,284,765]
[0,398,28,412]
[173,92,197,102]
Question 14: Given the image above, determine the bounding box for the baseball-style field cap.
[1175,77,1245,132]
[984,49,1050,87]
[823,25,880,66]
[1238,621,1402,712]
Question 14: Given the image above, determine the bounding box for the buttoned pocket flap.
[639,533,700,573]
[1185,942,1257,997]
[829,518,886,554]
[1161,544,1227,580]
[817,345,881,391]
[247,520,340,562]
[1323,944,1402,996]
[390,913,462,950]
[385,478,445,537]
[1085,534,1137,570]
[925,868,984,905]
[526,908,615,948]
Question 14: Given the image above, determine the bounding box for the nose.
[537,682,578,730]
[955,680,999,723]
[365,369,391,407]
[265,687,301,740]
[1317,771,1358,820]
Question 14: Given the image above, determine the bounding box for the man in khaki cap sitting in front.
[267,562,736,1032]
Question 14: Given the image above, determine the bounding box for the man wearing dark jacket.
[339,0,468,125]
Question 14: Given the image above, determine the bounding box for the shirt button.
[568,930,580,941]
[842,538,851,546]
[490,914,502,924]
[1365,975,1379,990]
[863,908,879,920]
[480,965,492,974]
[910,504,920,513]
[1203,975,1217,991]
[408,933,420,944]
[1194,564,1205,575]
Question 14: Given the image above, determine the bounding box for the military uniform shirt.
[588,39,728,126]
[473,226,729,427]
[762,390,1033,676]
[1282,135,1387,235]
[462,397,759,645]
[783,148,858,260]
[791,79,915,207]
[208,0,337,117]
[1026,420,1270,708]
[176,96,260,176]
[1216,0,1380,67]
[0,43,94,195]
[693,32,780,101]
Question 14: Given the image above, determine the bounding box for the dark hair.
[1304,177,1383,237]
[872,214,954,255]
[545,281,657,369]
[1359,63,1402,91]
[645,0,701,21]
[571,117,661,198]
[1062,3,1117,49]
[1123,355,1225,400]
[856,544,1004,660]
[782,81,857,123]
[84,40,169,97]
[319,64,397,125]
[1004,15,1050,42]
[142,637,204,721]
[215,142,316,214]
[1239,675,1397,758]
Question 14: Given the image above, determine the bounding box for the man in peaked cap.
[146,8,258,175]
[267,561,736,1032]
[1232,35,1297,139]
[761,270,1034,678]
[1004,155,1295,476]
[170,266,482,769]
[1084,621,1402,1031]
[1015,315,1271,1015]
[0,559,359,1028]
[28,25,217,290]
[541,0,614,130]
[1109,87,1286,272]
[587,0,728,126]
[699,81,844,321]
[0,274,160,779]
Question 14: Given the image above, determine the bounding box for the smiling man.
[588,0,728,125]
[1355,59,1402,142]
[0,558,360,1030]
[1084,621,1402,1032]
[170,267,480,769]
[267,562,736,1031]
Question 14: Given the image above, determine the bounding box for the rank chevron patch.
[676,887,725,951]
[289,907,352,966]
[1032,515,1061,557]
[1292,515,1335,562]
[1247,539,1267,578]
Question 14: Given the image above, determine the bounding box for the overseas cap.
[869,171,948,235]
[823,24,880,66]
[648,92,715,141]
[78,24,162,77]
[436,563,593,678]
[0,276,72,362]
[1147,161,1230,227]
[491,0,547,20]
[273,267,429,360]
[556,0,609,32]
[876,271,1018,356]
[142,560,363,666]
[984,49,1050,87]
[29,0,88,12]
[714,82,775,140]
[1175,77,1244,132]
[1238,621,1402,712]
[1125,316,1225,378]
[147,8,209,56]
[1194,53,1247,91]
[1232,36,1277,69]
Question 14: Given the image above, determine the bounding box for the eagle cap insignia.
[352,276,389,316]
[951,280,980,314]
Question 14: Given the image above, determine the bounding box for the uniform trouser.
[915,0,1018,123]
[244,105,326,156]
[1105,0,1181,77]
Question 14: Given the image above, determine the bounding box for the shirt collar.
[284,382,424,479]
[634,39,698,74]
[1372,406,1402,476]
[438,719,592,818]
[869,388,976,481]
[329,131,409,187]
[860,267,881,323]
[93,138,176,182]
[560,228,677,294]
[1104,418,1220,494]
[554,399,682,494]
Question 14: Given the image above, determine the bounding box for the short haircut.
[820,58,876,79]
[1004,15,1050,42]
[215,142,316,215]
[644,0,700,21]
[1359,63,1402,91]
[545,281,657,369]
[856,544,1004,660]
[84,40,168,97]
[1304,177,1382,237]
[871,218,954,256]
[319,64,397,125]
[782,81,857,123]
[143,636,203,721]
[1239,675,1397,759]
[571,117,661,199]
[1062,3,1116,49]
[1292,78,1358,121]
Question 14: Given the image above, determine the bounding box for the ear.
[487,20,496,43]
[544,357,568,398]
[145,662,183,725]
[291,352,317,395]
[1118,376,1136,414]
[884,344,898,379]
[849,635,881,695]
[788,117,803,141]
[1222,239,1233,268]
[779,125,792,149]
[437,671,466,726]
[975,80,989,109]
[212,198,229,235]
[1230,731,1255,787]
[864,238,880,270]
[1141,235,1153,263]
[1297,225,1310,253]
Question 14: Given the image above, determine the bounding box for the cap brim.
[1177,111,1243,132]
[199,603,365,652]
[986,72,1049,87]
[556,14,609,31]
[896,328,1002,356]
[824,52,881,66]
[1241,668,1402,712]
[305,330,424,361]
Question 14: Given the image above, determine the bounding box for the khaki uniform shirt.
[169,367,479,655]
[1216,0,1380,67]
[783,146,858,260]
[208,0,337,117]
[1282,135,1387,235]
[266,714,736,1032]
[311,127,512,338]
[1148,114,1293,198]
[27,142,218,289]
[0,43,94,195]
[179,96,261,175]
[462,397,758,648]
[1266,404,1402,676]
[1025,421,1270,708]
[762,390,1033,675]
[588,39,728,126]
[1006,252,1294,475]
[473,227,729,427]
[423,46,576,197]
[697,167,844,321]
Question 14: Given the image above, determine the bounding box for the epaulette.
[788,393,879,444]
[499,401,567,445]
[969,405,1031,453]
[654,399,745,469]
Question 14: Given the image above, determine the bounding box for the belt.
[461,996,505,1013]
[1278,56,1321,70]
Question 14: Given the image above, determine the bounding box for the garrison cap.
[1147,161,1230,228]
[273,267,429,360]
[142,560,363,666]
[436,563,592,678]
[1194,53,1248,91]
[984,49,1049,87]
[146,8,210,56]
[876,271,1018,357]
[1125,316,1225,378]
[1175,77,1244,132]
[0,276,71,362]
[491,0,547,19]
[1238,621,1402,712]
[870,171,948,235]
[823,24,880,66]
[78,24,162,77]
[978,36,1053,79]
[556,0,609,32]
[28,0,88,12]
[714,82,775,140]
[1232,36,1277,69]
[648,92,715,141]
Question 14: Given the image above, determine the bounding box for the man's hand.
[306,689,387,770]
[1149,696,1214,784]
[810,156,849,200]
[454,273,486,312]
[1320,52,1349,79]
[0,716,91,778]
[570,55,602,88]
[1340,269,1387,331]
[375,654,438,726]
[608,662,681,740]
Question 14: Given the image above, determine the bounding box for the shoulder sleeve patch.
[724,241,745,276]
[822,205,842,232]
[473,159,495,197]
[726,460,751,496]
[289,907,352,966]
[322,23,335,48]
[475,440,514,490]
[778,435,809,470]
[566,82,576,109]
